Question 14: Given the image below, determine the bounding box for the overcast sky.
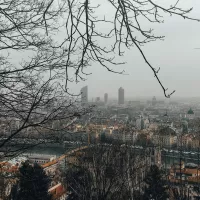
[66,0,200,100]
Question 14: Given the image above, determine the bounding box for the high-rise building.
[152,96,156,106]
[80,86,88,105]
[118,87,124,105]
[96,97,100,102]
[104,93,108,104]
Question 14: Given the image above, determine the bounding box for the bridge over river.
[2,139,200,169]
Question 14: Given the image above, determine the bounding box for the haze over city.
[65,0,200,99]
[2,0,200,199]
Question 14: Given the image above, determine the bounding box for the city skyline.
[2,1,200,199]
[79,85,200,103]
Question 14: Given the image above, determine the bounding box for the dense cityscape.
[1,0,200,200]
[1,85,200,199]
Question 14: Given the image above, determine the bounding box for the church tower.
[187,108,195,120]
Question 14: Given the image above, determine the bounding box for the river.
[3,142,200,168]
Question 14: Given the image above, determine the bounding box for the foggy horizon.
[2,1,200,199]
[82,84,200,102]
[65,0,200,99]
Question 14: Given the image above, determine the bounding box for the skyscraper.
[118,87,124,105]
[80,86,88,105]
[104,93,108,104]
[152,96,156,106]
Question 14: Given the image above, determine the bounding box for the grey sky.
[67,0,200,100]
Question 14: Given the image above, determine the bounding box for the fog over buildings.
[3,1,200,199]
[65,0,200,100]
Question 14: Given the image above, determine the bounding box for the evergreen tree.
[143,165,168,200]
[10,161,51,200]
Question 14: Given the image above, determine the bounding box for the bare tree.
[64,144,153,200]
[62,0,199,97]
[0,0,199,156]
[0,0,92,157]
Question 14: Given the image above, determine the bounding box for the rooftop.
[158,126,176,136]
[48,183,66,200]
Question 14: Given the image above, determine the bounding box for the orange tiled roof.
[49,183,66,199]
[0,165,19,173]
[42,159,58,168]
[171,167,200,175]
[0,161,8,167]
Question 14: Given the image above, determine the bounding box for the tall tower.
[80,86,88,105]
[104,93,108,104]
[187,108,195,120]
[118,87,124,105]
[152,96,156,106]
